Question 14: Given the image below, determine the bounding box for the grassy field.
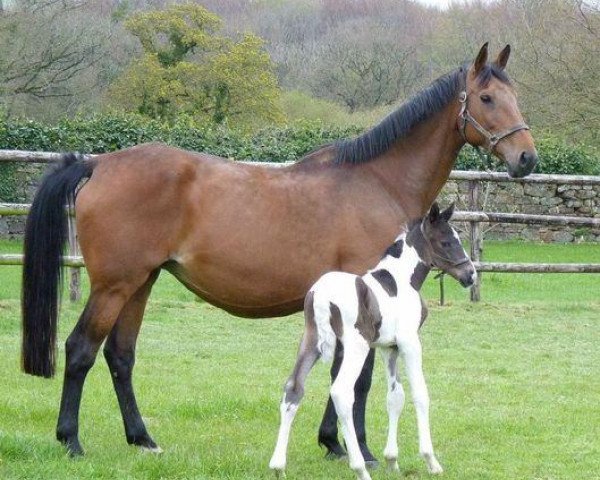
[0,239,599,479]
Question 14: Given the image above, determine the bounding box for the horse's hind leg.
[379,347,404,472]
[270,321,320,474]
[56,277,147,456]
[103,270,160,452]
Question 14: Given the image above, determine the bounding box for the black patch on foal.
[410,261,430,291]
[371,269,397,297]
[384,239,404,258]
[419,295,428,330]
[329,302,344,338]
[354,277,382,343]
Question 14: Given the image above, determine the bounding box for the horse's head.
[421,202,476,288]
[461,43,537,178]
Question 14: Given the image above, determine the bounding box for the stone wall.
[438,180,600,242]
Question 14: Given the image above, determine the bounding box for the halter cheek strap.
[458,90,530,152]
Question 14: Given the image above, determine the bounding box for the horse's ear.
[494,44,511,70]
[473,42,489,75]
[441,202,455,222]
[428,202,440,223]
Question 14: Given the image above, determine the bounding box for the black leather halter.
[458,90,530,152]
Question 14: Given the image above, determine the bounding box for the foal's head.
[420,202,476,288]
[462,43,538,178]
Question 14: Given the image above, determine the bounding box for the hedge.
[1,113,599,201]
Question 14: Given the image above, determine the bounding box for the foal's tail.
[21,154,95,378]
[307,290,338,363]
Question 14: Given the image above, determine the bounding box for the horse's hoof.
[319,437,347,460]
[140,445,163,454]
[324,450,347,461]
[61,438,84,457]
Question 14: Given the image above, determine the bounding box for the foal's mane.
[333,63,510,165]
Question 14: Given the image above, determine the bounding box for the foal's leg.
[379,347,405,472]
[56,279,145,456]
[270,331,320,474]
[330,336,372,480]
[103,271,160,452]
[399,335,443,474]
[318,342,377,464]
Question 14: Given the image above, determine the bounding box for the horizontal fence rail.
[453,211,600,227]
[2,148,600,185]
[475,262,600,273]
[0,254,84,267]
[1,149,599,303]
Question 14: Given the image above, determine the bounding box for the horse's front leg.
[379,347,405,472]
[319,341,377,465]
[399,335,443,474]
[330,336,372,480]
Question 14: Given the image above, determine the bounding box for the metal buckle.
[458,91,467,103]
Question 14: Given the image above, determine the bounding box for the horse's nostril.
[519,151,530,166]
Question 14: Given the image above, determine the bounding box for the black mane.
[334,63,510,165]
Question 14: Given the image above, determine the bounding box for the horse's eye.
[480,94,492,104]
[441,241,452,248]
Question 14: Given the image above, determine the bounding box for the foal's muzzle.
[458,267,477,288]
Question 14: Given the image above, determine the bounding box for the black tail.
[21,154,95,377]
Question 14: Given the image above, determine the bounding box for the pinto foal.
[270,203,476,480]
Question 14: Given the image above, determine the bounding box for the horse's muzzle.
[508,151,538,178]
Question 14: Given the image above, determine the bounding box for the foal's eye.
[480,94,492,104]
[441,241,452,248]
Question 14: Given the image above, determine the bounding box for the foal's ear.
[440,202,455,222]
[427,202,440,223]
[494,44,511,70]
[472,42,489,75]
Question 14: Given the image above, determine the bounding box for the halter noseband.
[458,90,529,152]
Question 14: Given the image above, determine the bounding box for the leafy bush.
[533,132,600,175]
[0,113,598,201]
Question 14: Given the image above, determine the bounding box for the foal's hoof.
[423,453,443,475]
[359,444,379,470]
[272,469,286,479]
[385,458,400,472]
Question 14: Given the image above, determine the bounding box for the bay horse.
[21,43,537,459]
[270,203,475,480]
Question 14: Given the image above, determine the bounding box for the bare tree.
[309,22,426,111]
[0,1,129,118]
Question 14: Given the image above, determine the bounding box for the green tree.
[108,4,283,129]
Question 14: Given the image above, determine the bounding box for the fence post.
[468,179,483,302]
[67,216,81,302]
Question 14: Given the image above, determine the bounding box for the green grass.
[0,239,599,479]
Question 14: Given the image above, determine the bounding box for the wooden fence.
[1,149,599,303]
